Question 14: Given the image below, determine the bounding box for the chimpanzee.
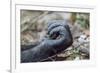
[21,20,73,63]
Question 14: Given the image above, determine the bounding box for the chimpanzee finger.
[47,20,69,34]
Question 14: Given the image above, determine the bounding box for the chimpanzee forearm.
[21,41,55,62]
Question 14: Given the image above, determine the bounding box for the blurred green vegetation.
[72,12,90,29]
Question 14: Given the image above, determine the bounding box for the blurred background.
[20,10,90,61]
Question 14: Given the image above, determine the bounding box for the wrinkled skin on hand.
[21,20,73,63]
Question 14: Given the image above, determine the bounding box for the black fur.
[21,20,73,63]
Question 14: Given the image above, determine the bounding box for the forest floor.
[21,10,90,61]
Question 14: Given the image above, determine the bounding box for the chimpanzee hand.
[44,20,73,52]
